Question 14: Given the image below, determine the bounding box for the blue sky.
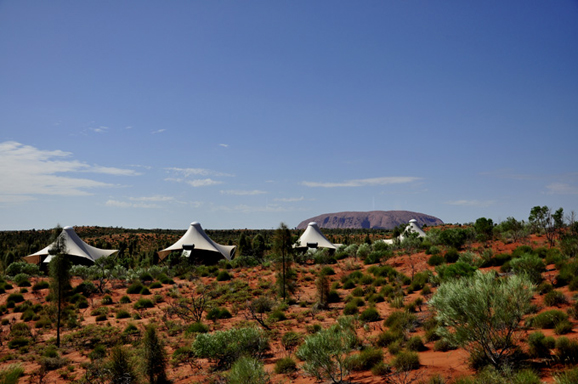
[1,1,577,230]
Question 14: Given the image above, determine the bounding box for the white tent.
[399,219,427,240]
[295,222,337,250]
[23,226,117,265]
[157,222,236,261]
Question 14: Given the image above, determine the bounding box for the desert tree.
[110,345,137,384]
[49,225,71,348]
[429,270,535,370]
[474,217,494,244]
[143,326,169,384]
[273,223,295,301]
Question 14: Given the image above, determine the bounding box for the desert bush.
[7,293,24,304]
[555,368,578,384]
[185,321,209,335]
[274,357,297,374]
[555,320,574,335]
[359,307,380,322]
[143,326,169,384]
[116,310,131,319]
[406,336,426,351]
[435,262,477,281]
[433,338,457,352]
[0,364,24,384]
[228,356,269,384]
[6,262,40,277]
[13,273,31,287]
[126,282,144,294]
[430,271,534,369]
[528,310,568,329]
[206,307,232,321]
[343,302,359,316]
[216,270,232,281]
[428,254,445,266]
[384,311,417,332]
[544,290,568,307]
[150,281,163,289]
[192,326,269,368]
[376,329,404,348]
[527,331,555,358]
[347,347,383,371]
[510,253,545,284]
[555,337,578,365]
[392,351,420,371]
[133,298,155,310]
[32,280,50,291]
[296,317,357,384]
[119,295,131,304]
[268,309,287,322]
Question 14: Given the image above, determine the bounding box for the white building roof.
[399,219,427,240]
[295,222,337,250]
[23,226,117,264]
[157,222,236,261]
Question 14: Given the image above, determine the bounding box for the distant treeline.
[0,225,397,272]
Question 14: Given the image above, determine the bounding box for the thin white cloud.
[0,141,135,200]
[545,183,578,195]
[445,199,496,207]
[105,199,160,209]
[151,129,166,134]
[302,176,421,188]
[213,204,291,213]
[129,195,175,202]
[166,167,234,178]
[186,178,222,187]
[274,196,305,202]
[220,190,267,196]
[219,143,229,148]
[89,126,109,133]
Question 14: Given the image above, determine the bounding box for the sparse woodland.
[0,206,578,384]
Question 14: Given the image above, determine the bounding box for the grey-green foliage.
[296,316,358,384]
[192,326,269,368]
[0,364,24,384]
[509,253,545,284]
[429,271,535,369]
[5,261,41,277]
[228,356,269,384]
[143,326,169,384]
[356,243,371,259]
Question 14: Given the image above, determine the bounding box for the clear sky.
[1,1,577,230]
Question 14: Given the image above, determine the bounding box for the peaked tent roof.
[399,219,427,240]
[157,222,236,261]
[23,226,118,264]
[295,222,337,250]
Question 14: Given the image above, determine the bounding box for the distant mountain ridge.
[296,210,443,230]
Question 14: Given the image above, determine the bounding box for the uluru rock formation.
[296,210,443,230]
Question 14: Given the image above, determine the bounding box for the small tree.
[110,345,137,384]
[49,226,71,348]
[143,326,169,384]
[429,271,535,370]
[315,272,330,310]
[273,223,295,301]
[296,317,357,384]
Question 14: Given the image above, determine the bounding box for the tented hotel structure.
[294,222,338,251]
[23,226,118,265]
[382,219,427,244]
[157,222,236,262]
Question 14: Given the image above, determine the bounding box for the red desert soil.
[0,233,576,383]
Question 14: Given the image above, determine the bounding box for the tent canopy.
[23,226,117,265]
[399,219,427,240]
[157,222,236,261]
[295,222,337,250]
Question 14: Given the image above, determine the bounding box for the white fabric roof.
[295,222,337,250]
[399,219,427,240]
[157,222,236,261]
[23,226,117,264]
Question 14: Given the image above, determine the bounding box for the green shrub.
[192,326,269,368]
[428,254,445,266]
[119,295,131,304]
[206,307,232,321]
[444,248,460,263]
[371,361,391,377]
[510,253,545,284]
[126,282,144,294]
[133,298,155,310]
[556,337,578,365]
[433,338,457,352]
[0,364,24,384]
[35,317,52,329]
[89,344,107,361]
[327,290,341,303]
[149,282,163,289]
[406,336,426,351]
[342,280,356,290]
[186,322,209,334]
[32,281,50,291]
[281,331,302,351]
[274,357,297,374]
[384,311,417,332]
[343,302,359,315]
[7,293,24,304]
[140,287,151,295]
[376,329,404,347]
[101,295,113,305]
[544,290,568,307]
[228,356,268,384]
[360,307,380,322]
[435,262,477,281]
[555,320,574,335]
[320,266,335,276]
[348,347,383,371]
[269,310,287,322]
[392,351,420,371]
[8,337,30,349]
[512,369,542,384]
[555,368,578,384]
[6,261,40,276]
[123,323,139,336]
[116,310,131,319]
[216,271,232,281]
[529,310,568,329]
[527,331,555,358]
